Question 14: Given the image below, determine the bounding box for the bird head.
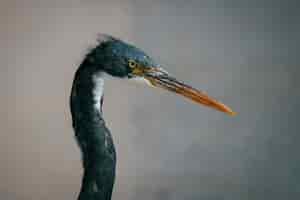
[87,34,235,115]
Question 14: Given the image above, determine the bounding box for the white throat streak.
[92,73,105,112]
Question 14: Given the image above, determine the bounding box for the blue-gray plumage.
[70,34,234,200]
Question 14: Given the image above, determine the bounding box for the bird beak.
[142,67,236,116]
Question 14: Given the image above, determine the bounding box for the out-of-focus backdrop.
[1,0,299,199]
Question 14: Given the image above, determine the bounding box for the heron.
[70,34,235,200]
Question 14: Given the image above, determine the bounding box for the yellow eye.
[128,60,137,68]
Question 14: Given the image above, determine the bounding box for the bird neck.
[71,60,104,118]
[70,62,116,200]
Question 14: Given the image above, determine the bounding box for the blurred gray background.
[1,0,299,199]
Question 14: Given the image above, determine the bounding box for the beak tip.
[227,110,236,116]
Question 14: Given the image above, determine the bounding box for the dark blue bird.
[70,34,235,200]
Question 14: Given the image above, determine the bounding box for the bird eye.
[128,60,138,68]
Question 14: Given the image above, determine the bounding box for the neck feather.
[70,65,116,200]
[92,72,105,113]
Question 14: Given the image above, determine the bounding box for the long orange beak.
[143,67,235,116]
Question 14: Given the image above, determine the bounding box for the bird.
[70,34,235,200]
